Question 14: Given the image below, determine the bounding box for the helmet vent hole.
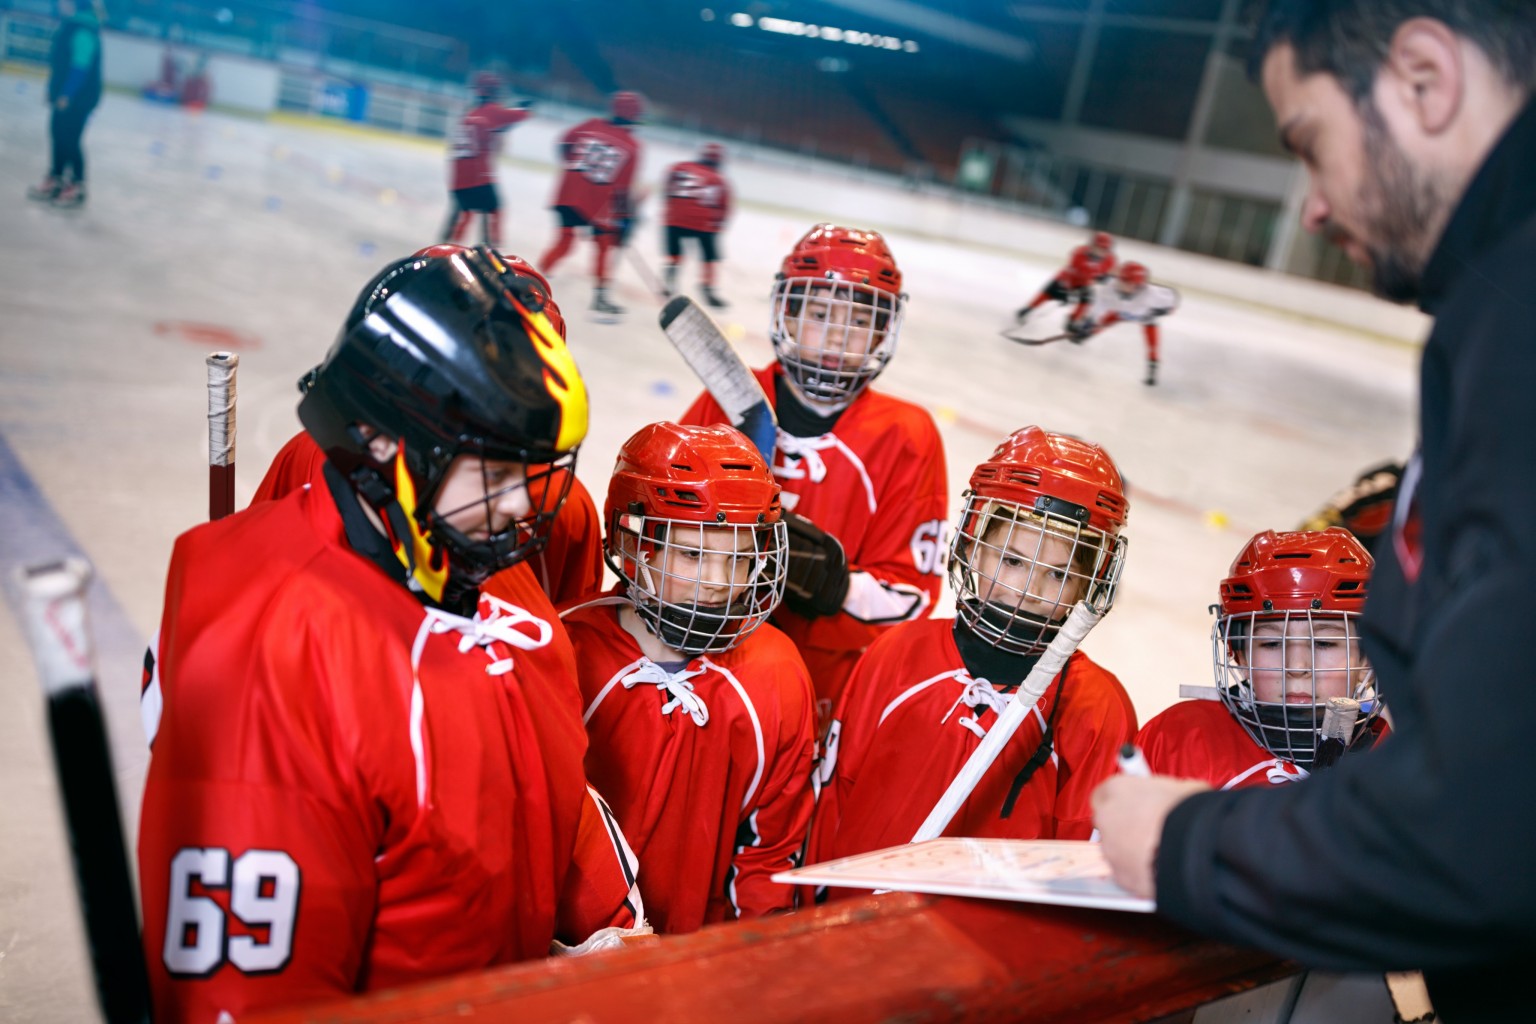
[719,462,755,472]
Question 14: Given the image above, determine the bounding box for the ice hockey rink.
[0,69,1419,1020]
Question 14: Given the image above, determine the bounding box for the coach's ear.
[1380,17,1465,137]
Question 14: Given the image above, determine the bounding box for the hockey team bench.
[242,892,1294,1023]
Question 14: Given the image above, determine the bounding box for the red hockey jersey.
[448,102,530,191]
[807,618,1136,898]
[1137,697,1389,790]
[663,160,731,233]
[251,431,603,607]
[551,117,641,229]
[1058,244,1117,291]
[560,594,816,933]
[681,365,947,711]
[139,483,640,1023]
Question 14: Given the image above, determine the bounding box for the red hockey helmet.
[605,422,787,654]
[699,141,725,166]
[950,427,1129,655]
[611,90,645,123]
[770,223,907,404]
[471,71,504,98]
[1214,528,1380,769]
[1092,230,1114,251]
[1117,262,1149,290]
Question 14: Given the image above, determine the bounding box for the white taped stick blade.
[206,351,239,468]
[659,297,777,461]
[16,558,96,695]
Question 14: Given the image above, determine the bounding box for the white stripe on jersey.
[140,629,163,747]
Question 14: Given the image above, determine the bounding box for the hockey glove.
[1298,461,1404,551]
[781,511,851,618]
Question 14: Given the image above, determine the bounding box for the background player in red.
[138,248,645,1023]
[253,245,605,606]
[540,90,645,322]
[680,224,948,725]
[1066,261,1180,385]
[1015,230,1117,325]
[661,141,732,309]
[442,72,533,247]
[806,427,1136,899]
[1138,528,1386,789]
[561,422,815,933]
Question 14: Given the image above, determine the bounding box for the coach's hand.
[780,511,850,618]
[1091,775,1209,900]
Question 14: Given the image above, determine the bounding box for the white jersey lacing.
[940,674,1013,738]
[773,430,878,514]
[618,659,710,726]
[408,599,555,808]
[1221,758,1309,789]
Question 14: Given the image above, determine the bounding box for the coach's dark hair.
[1248,0,1536,102]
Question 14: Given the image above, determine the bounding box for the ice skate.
[662,264,678,298]
[27,175,62,202]
[51,183,86,209]
[1144,360,1158,386]
[701,285,728,310]
[590,287,625,324]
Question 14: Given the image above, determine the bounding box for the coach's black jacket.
[1157,97,1536,1022]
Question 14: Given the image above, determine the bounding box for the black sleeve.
[1156,241,1536,973]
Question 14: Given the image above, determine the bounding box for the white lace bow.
[773,430,838,484]
[621,659,710,727]
[941,673,1012,738]
[422,595,554,677]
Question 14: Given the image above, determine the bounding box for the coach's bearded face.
[1349,104,1453,303]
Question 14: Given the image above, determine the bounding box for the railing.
[957,137,1287,269]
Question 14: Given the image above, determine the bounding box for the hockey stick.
[206,351,239,520]
[17,558,152,1024]
[910,595,1106,843]
[998,326,1071,347]
[626,247,670,300]
[659,295,777,463]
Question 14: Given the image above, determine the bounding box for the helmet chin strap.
[344,458,470,613]
[780,371,852,416]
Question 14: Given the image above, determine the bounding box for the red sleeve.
[679,385,729,427]
[841,414,947,627]
[531,475,605,606]
[250,432,325,505]
[554,787,644,944]
[1050,656,1138,839]
[139,600,384,1022]
[804,632,897,867]
[726,660,816,919]
[490,105,530,130]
